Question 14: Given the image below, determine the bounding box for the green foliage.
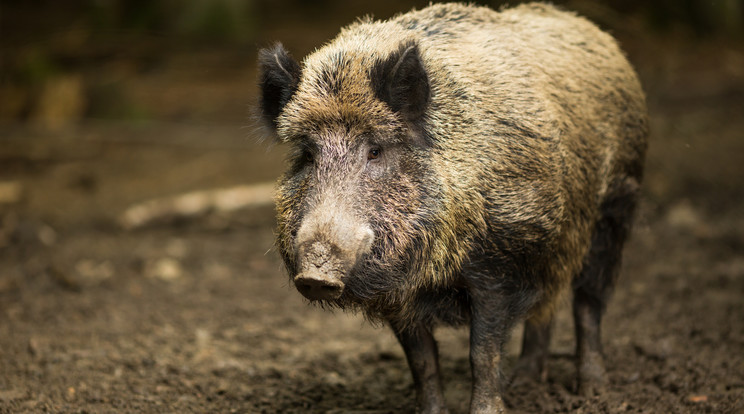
[171,0,258,42]
[14,49,59,86]
[83,0,258,43]
[646,0,743,36]
[86,81,149,121]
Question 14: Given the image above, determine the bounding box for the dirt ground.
[2,5,744,414]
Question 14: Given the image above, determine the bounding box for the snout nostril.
[296,283,312,294]
[294,273,344,301]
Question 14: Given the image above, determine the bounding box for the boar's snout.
[293,214,375,301]
[293,241,348,301]
[294,269,345,301]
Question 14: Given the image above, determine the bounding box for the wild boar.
[258,3,647,413]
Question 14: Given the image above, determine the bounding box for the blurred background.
[1,1,743,413]
[2,0,743,127]
[1,0,743,223]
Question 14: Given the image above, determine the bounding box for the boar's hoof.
[294,272,344,301]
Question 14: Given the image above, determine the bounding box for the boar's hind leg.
[511,316,553,385]
[572,183,639,397]
[390,321,449,414]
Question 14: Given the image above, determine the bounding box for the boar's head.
[258,41,437,306]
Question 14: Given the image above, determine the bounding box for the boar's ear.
[258,43,301,129]
[371,41,430,124]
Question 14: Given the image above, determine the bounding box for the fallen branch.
[119,182,275,230]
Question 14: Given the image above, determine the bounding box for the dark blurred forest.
[1,0,742,127]
[1,1,743,413]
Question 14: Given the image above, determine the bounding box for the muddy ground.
[1,4,744,414]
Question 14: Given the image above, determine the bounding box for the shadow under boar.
[258,3,647,413]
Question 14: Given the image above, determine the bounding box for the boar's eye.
[295,138,315,164]
[303,149,314,164]
[367,147,381,161]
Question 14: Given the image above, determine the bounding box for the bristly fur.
[370,41,431,126]
[259,3,648,411]
[258,43,301,130]
[263,3,646,327]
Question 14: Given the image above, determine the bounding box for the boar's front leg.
[468,287,522,414]
[390,320,449,414]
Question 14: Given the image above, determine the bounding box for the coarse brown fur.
[259,3,647,413]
